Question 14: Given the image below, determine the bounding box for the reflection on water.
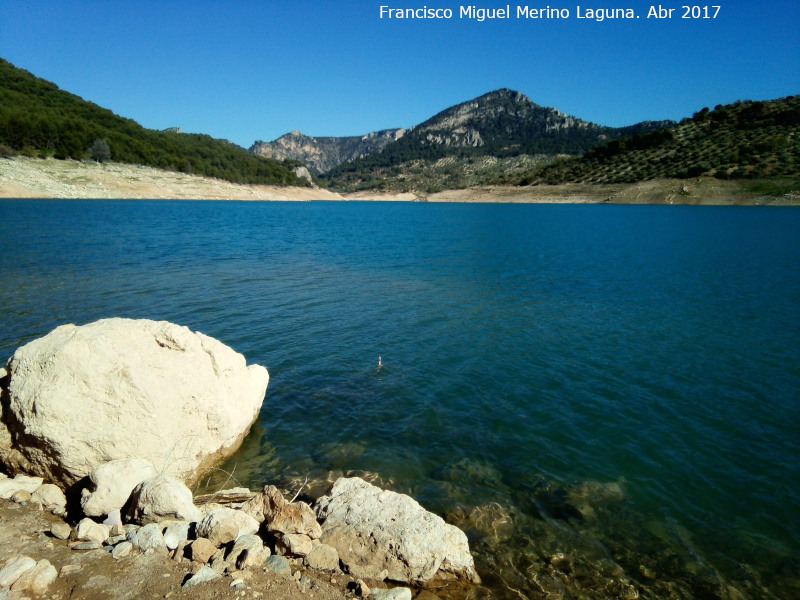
[2,200,799,599]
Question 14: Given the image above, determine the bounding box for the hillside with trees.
[513,95,800,185]
[0,58,306,186]
[322,89,673,192]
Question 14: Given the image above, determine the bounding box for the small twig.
[289,475,310,503]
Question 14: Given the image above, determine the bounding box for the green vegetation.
[323,89,671,193]
[0,58,306,186]
[513,96,800,185]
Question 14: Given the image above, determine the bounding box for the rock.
[102,508,123,528]
[163,521,191,550]
[351,578,371,597]
[183,566,221,588]
[76,518,110,545]
[189,538,218,564]
[112,541,133,559]
[2,318,269,487]
[304,543,339,571]
[0,474,43,500]
[81,458,159,517]
[196,508,259,547]
[372,588,413,600]
[50,521,72,540]
[72,541,101,550]
[11,490,32,503]
[241,484,287,523]
[316,477,479,584]
[277,533,313,557]
[263,555,291,577]
[227,534,268,570]
[125,475,202,524]
[0,555,37,588]
[128,522,167,554]
[269,501,322,539]
[10,559,57,595]
[31,483,67,512]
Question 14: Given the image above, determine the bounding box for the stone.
[2,318,269,487]
[163,521,191,550]
[182,566,221,588]
[241,485,287,523]
[81,458,159,517]
[126,475,202,524]
[128,523,167,554]
[11,490,32,503]
[189,538,218,564]
[269,501,322,539]
[72,541,100,550]
[111,541,133,559]
[315,477,479,584]
[196,508,259,547]
[372,588,413,600]
[102,508,123,528]
[0,555,37,588]
[50,521,72,540]
[263,555,291,577]
[0,474,43,500]
[277,533,313,557]
[227,534,268,570]
[76,518,110,545]
[351,578,371,597]
[304,543,339,571]
[10,559,57,595]
[31,483,67,512]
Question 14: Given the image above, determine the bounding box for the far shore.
[2,157,798,205]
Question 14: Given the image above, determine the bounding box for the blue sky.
[2,1,798,148]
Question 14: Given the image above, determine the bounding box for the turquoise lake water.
[1,199,798,599]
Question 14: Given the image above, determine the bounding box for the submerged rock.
[315,477,480,584]
[1,318,269,487]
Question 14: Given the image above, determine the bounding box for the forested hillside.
[0,59,306,186]
[515,96,800,185]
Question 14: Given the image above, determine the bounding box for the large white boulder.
[1,318,269,487]
[315,477,480,584]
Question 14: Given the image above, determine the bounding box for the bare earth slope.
[2,157,797,204]
[0,157,342,201]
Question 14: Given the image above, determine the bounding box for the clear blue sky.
[2,1,798,148]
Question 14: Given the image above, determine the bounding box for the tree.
[89,138,111,162]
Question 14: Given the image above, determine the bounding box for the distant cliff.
[250,129,406,174]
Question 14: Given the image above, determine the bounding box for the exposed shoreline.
[1,156,798,205]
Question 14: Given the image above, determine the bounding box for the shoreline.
[2,157,798,205]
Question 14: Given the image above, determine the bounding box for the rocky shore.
[0,319,479,600]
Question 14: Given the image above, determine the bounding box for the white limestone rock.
[129,523,168,554]
[315,477,480,584]
[31,483,67,512]
[76,518,110,545]
[2,318,269,487]
[196,508,259,547]
[81,458,159,517]
[125,475,202,524]
[0,474,43,500]
[0,555,37,588]
[10,558,57,595]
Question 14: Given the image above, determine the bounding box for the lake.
[1,199,798,599]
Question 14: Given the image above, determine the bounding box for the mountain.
[0,58,307,187]
[250,129,406,174]
[319,89,673,192]
[514,95,800,185]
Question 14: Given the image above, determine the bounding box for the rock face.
[250,129,406,175]
[316,477,479,584]
[0,318,269,487]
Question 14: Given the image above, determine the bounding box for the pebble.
[50,521,72,540]
[112,541,133,559]
[72,541,101,551]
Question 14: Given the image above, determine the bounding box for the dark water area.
[1,199,799,599]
